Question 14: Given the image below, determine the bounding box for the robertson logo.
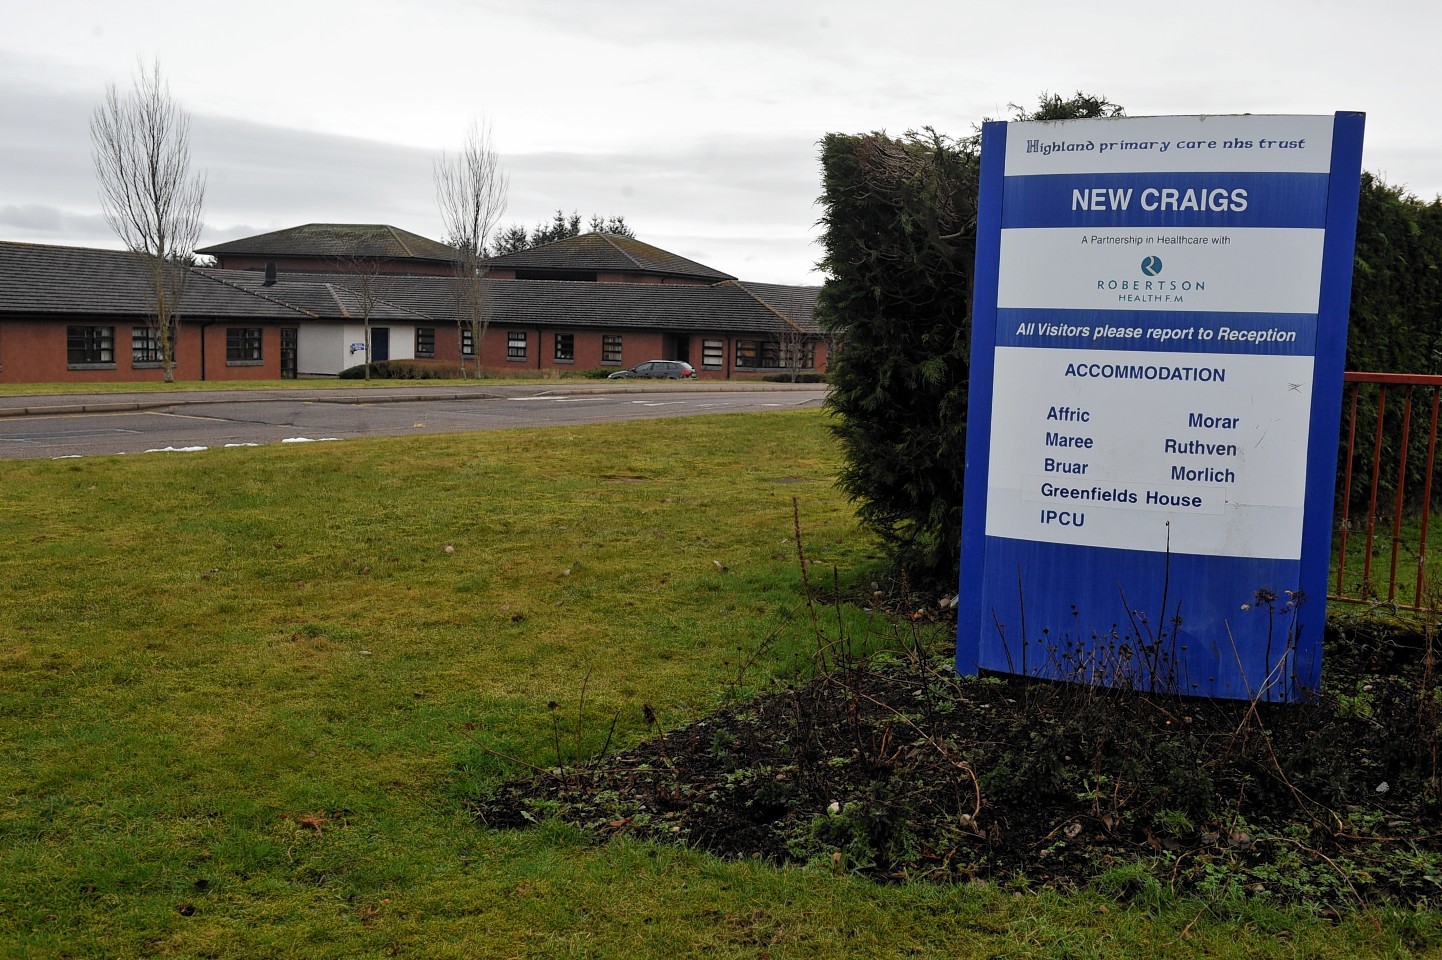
[1097,255,1204,304]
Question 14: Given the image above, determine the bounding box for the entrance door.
[663,334,690,364]
[280,328,298,379]
[371,327,390,362]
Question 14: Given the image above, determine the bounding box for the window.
[416,327,436,358]
[601,334,622,364]
[226,327,263,363]
[132,325,163,364]
[507,331,528,360]
[782,341,815,370]
[702,339,724,368]
[735,340,782,369]
[735,339,759,367]
[281,327,298,379]
[461,327,475,357]
[67,326,115,366]
[554,333,574,362]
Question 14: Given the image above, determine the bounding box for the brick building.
[0,226,825,383]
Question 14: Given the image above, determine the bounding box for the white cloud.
[0,204,62,231]
[2,0,1441,286]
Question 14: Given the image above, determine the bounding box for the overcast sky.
[2,0,1438,284]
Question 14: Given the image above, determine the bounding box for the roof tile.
[197,223,457,265]
[1,240,821,337]
[484,233,735,282]
[0,241,312,320]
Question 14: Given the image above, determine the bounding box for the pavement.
[0,379,826,419]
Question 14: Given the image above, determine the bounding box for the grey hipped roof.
[252,271,811,334]
[0,241,313,320]
[0,240,822,337]
[197,223,458,266]
[483,233,736,282]
[484,278,785,332]
[199,268,432,322]
[733,281,822,334]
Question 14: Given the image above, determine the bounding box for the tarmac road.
[0,382,827,460]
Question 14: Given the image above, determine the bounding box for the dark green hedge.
[817,97,1442,583]
[1348,174,1442,374]
[816,128,979,580]
[338,359,465,379]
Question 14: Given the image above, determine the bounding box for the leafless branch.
[334,253,385,380]
[435,121,508,378]
[90,59,206,383]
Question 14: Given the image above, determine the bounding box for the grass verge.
[0,409,1436,957]
[0,371,615,397]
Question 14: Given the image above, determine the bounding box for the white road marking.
[506,395,596,402]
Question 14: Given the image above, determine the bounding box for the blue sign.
[957,114,1365,702]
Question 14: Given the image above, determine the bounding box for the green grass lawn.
[1,410,1436,958]
[1331,511,1442,611]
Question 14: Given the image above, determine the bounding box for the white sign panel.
[985,347,1314,558]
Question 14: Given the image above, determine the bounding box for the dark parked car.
[607,360,698,380]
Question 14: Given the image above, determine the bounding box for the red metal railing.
[1332,372,1442,610]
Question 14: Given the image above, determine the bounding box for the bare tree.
[776,319,815,382]
[90,60,206,383]
[434,122,508,378]
[335,254,385,380]
[820,323,844,377]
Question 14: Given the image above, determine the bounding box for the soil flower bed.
[474,617,1442,909]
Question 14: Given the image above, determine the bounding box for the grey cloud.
[0,81,95,201]
[0,73,826,283]
[191,120,825,282]
[493,0,821,50]
[0,204,113,247]
[505,136,822,225]
[0,203,62,230]
[498,138,823,282]
[1365,143,1442,201]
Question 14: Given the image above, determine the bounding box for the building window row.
[66,324,273,370]
[479,332,812,371]
[58,325,813,375]
[734,339,778,369]
[601,334,623,365]
[226,327,263,363]
[67,326,114,366]
[784,341,816,370]
[508,331,528,360]
[734,338,814,370]
[132,324,169,364]
[554,333,574,362]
